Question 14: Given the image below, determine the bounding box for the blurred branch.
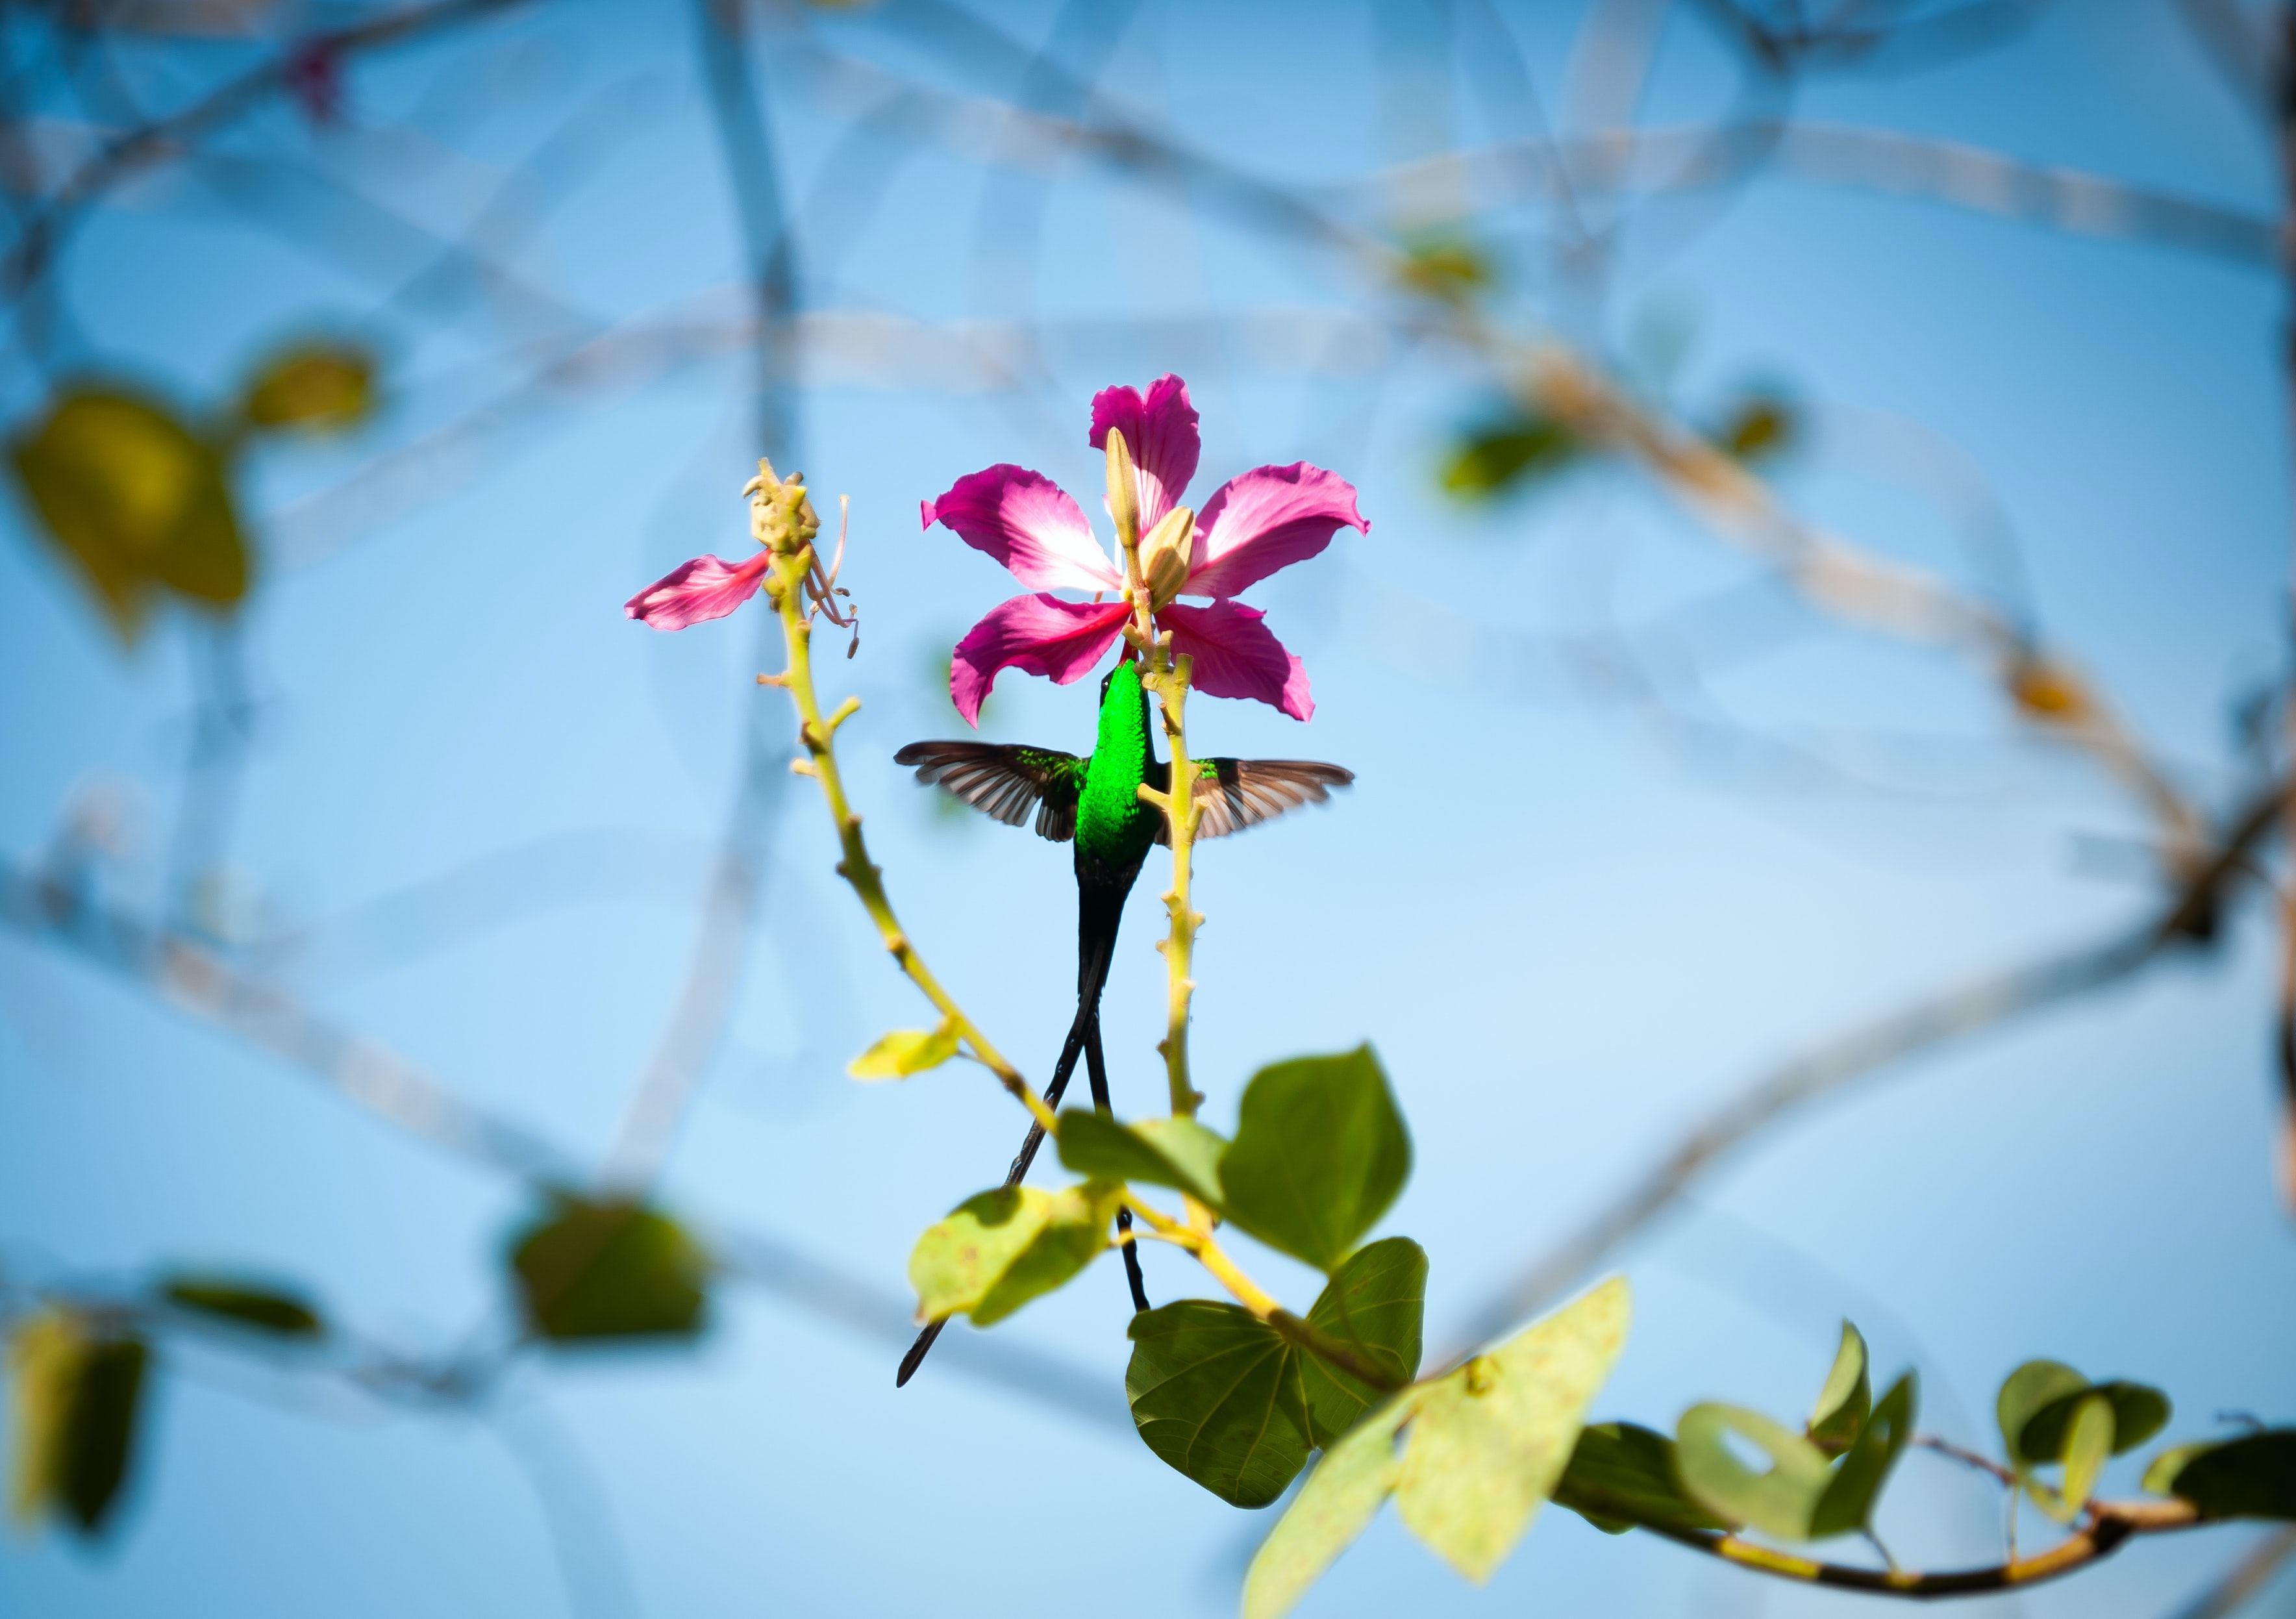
[1,0,529,303]
[2165,1524,2296,1619]
[1440,773,2286,1362]
[1357,121,2284,269]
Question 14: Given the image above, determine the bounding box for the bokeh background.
[2,0,2293,1614]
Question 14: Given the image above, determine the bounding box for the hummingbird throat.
[1075,660,1162,871]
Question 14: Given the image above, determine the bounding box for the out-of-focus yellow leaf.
[239,342,375,434]
[10,388,248,642]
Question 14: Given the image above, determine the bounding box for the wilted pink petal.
[1184,462,1367,600]
[1160,599,1312,721]
[923,465,1123,593]
[951,594,1131,727]
[1090,375,1200,531]
[625,551,773,631]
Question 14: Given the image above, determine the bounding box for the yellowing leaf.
[1393,1275,1632,1583]
[848,1023,959,1079]
[1244,1392,1423,1619]
[909,1181,1117,1327]
[239,341,375,434]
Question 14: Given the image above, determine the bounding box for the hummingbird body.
[892,659,1354,1386]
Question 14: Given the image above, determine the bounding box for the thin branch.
[1440,776,2286,1362]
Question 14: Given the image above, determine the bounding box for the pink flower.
[923,375,1367,725]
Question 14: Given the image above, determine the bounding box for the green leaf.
[1808,1321,1871,1457]
[848,1023,959,1079]
[1553,1422,1730,1537]
[2022,1379,2171,1460]
[238,341,375,434]
[160,1276,323,1337]
[1396,236,1494,304]
[1997,1359,2089,1467]
[1393,1274,1632,1583]
[2038,1394,2114,1524]
[1243,1392,1422,1619]
[909,1181,1117,1328]
[1300,1238,1425,1444]
[1810,1373,1916,1539]
[509,1197,709,1342]
[8,1311,148,1537]
[2150,1431,2296,1520]
[1440,413,1578,501]
[1125,1301,1311,1508]
[1219,1046,1411,1272]
[1055,1109,1227,1204]
[1714,394,1797,463]
[1675,1404,1834,1541]
[11,387,248,641]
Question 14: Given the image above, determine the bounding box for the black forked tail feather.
[896,872,1149,1388]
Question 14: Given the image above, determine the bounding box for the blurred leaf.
[1125,1301,1311,1507]
[160,1276,322,1337]
[910,1181,1117,1328]
[1810,1373,1916,1539]
[238,340,375,434]
[1396,236,1493,304]
[1056,1110,1227,1205]
[2036,1394,2114,1524]
[11,387,247,641]
[2149,1431,2296,1520]
[509,1197,708,1342]
[1807,1321,1871,1457]
[8,1311,147,1537]
[1713,393,1797,463]
[1440,414,1577,501]
[1553,1421,1729,1537]
[1997,1359,2089,1467]
[1393,1275,1631,1583]
[1301,1237,1426,1443]
[847,1023,958,1079]
[1219,1046,1410,1272]
[1676,1403,1833,1542]
[2008,659,2093,725]
[2023,1379,2170,1459]
[1243,1392,1422,1619]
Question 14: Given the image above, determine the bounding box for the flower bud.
[1138,503,1195,610]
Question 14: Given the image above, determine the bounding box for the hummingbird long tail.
[895,872,1143,1387]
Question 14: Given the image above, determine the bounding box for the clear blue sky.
[1,1,2290,1615]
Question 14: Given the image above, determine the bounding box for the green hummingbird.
[891,657,1353,1385]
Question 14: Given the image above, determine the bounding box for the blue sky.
[2,1,2292,1615]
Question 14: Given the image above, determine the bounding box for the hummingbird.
[891,656,1354,1385]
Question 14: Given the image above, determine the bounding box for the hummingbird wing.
[893,742,1088,842]
[1153,759,1355,844]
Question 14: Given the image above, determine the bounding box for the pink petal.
[923,465,1123,593]
[1184,462,1367,600]
[625,551,772,631]
[1089,375,1201,532]
[1159,599,1314,722]
[951,594,1131,727]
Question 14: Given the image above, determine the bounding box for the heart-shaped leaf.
[2022,1379,2170,1460]
[1675,1403,1834,1540]
[1554,1422,1730,1536]
[1243,1392,1423,1619]
[1810,1372,1916,1538]
[1056,1109,1227,1205]
[910,1181,1117,1328]
[1219,1046,1410,1272]
[510,1197,709,1342]
[1393,1275,1631,1583]
[1808,1322,1871,1457]
[1125,1301,1311,1508]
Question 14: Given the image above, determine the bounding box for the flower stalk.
[749,460,1055,1138]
